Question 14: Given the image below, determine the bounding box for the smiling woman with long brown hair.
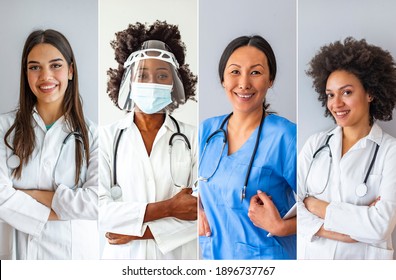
[0,29,98,260]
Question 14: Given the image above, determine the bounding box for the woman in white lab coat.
[99,21,198,259]
[0,29,98,259]
[298,37,396,259]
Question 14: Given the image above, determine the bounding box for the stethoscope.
[304,133,380,197]
[110,115,192,200]
[7,131,85,187]
[198,111,265,202]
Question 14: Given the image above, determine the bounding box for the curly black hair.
[107,20,197,112]
[306,37,396,124]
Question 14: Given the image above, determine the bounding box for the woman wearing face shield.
[99,21,198,259]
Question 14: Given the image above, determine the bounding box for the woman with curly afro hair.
[99,21,198,260]
[298,37,396,259]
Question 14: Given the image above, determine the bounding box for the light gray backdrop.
[199,0,296,124]
[299,0,396,259]
[298,0,396,150]
[0,0,98,122]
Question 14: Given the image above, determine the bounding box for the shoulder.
[301,128,335,154]
[265,114,296,138]
[0,111,17,126]
[100,114,130,137]
[379,128,396,151]
[84,117,98,136]
[0,110,17,135]
[200,114,228,133]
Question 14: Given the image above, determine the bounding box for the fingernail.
[206,232,211,237]
[257,190,262,194]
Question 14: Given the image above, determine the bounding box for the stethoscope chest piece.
[355,183,368,197]
[111,184,123,200]
[7,154,21,169]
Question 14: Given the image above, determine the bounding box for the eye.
[251,70,261,75]
[230,69,240,75]
[342,90,352,96]
[157,71,170,80]
[51,63,63,69]
[28,65,40,71]
[136,72,147,81]
[326,92,334,99]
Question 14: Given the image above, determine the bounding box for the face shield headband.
[118,42,186,112]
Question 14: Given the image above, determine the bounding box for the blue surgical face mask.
[131,82,173,114]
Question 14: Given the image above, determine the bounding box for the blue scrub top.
[199,113,296,260]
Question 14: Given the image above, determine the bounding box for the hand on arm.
[304,196,380,242]
[303,196,328,219]
[106,227,154,245]
[105,188,197,245]
[144,187,197,222]
[248,191,296,236]
[18,189,59,221]
[18,189,55,208]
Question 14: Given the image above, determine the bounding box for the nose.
[238,75,251,90]
[40,67,52,81]
[328,94,344,109]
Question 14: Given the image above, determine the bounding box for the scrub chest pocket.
[222,163,272,210]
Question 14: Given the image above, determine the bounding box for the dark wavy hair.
[218,35,276,111]
[107,20,197,112]
[307,37,396,125]
[4,29,90,184]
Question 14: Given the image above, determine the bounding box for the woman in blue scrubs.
[198,35,296,259]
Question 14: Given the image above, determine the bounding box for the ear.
[367,94,374,102]
[68,62,74,80]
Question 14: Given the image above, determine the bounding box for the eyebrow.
[138,67,171,71]
[227,63,265,69]
[326,84,353,92]
[27,58,64,64]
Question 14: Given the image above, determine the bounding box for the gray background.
[298,0,396,150]
[0,0,98,122]
[299,0,396,259]
[199,0,296,124]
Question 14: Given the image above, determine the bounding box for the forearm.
[316,225,357,243]
[143,199,171,223]
[275,217,296,237]
[19,189,54,208]
[304,196,328,219]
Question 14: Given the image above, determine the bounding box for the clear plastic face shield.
[118,40,186,113]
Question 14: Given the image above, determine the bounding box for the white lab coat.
[297,123,396,259]
[99,111,197,259]
[0,109,99,259]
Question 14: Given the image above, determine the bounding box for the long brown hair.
[4,29,90,185]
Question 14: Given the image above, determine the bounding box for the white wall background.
[299,0,396,259]
[99,0,197,126]
[199,0,296,123]
[0,0,98,122]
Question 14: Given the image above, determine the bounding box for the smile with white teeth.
[39,85,57,90]
[334,110,350,116]
[236,93,254,98]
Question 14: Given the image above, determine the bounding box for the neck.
[342,124,371,143]
[36,102,63,125]
[228,107,264,132]
[341,123,372,155]
[134,112,165,132]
